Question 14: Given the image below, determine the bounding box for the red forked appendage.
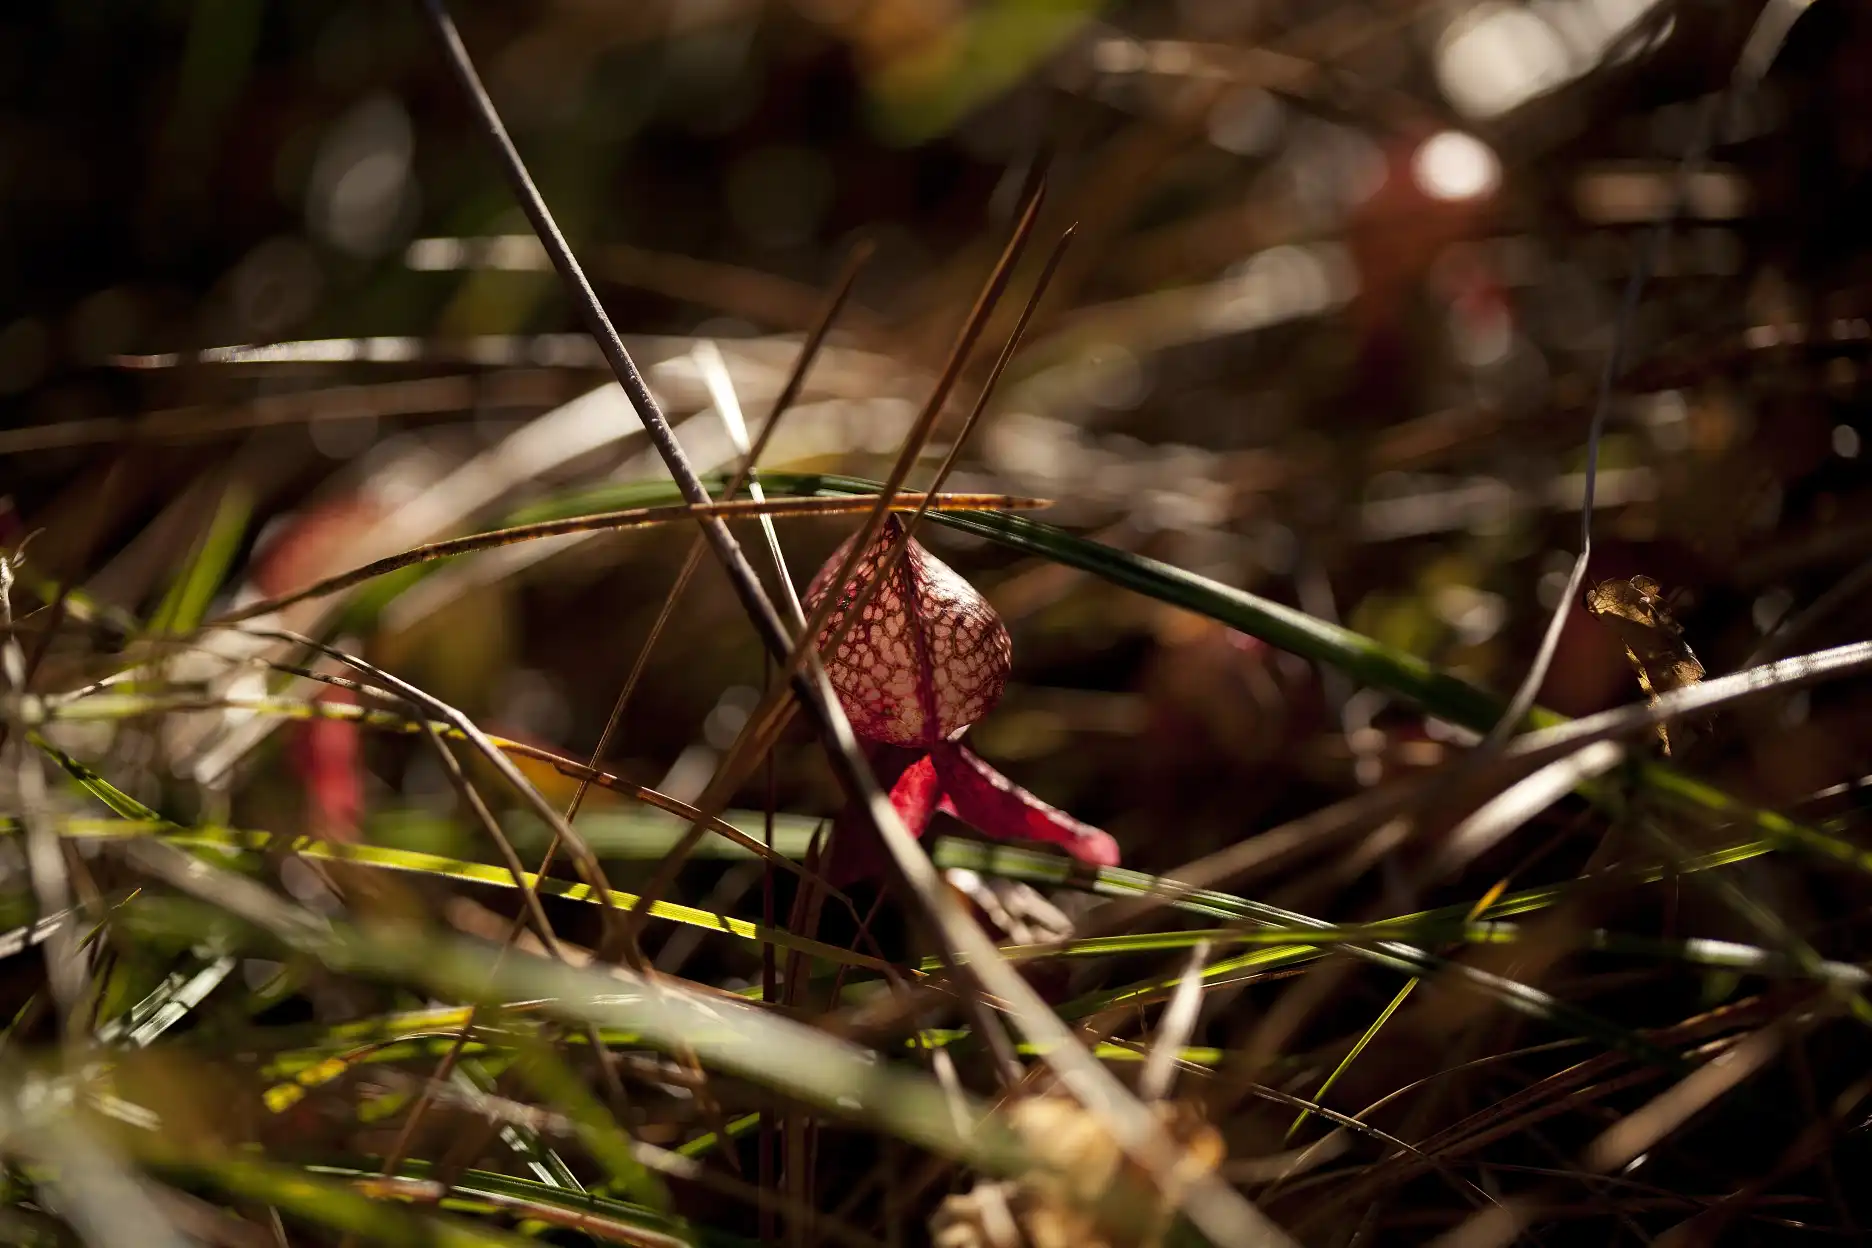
[806,517,1118,883]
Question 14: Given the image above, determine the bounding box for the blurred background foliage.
[7,0,1870,862]
[5,0,1872,1241]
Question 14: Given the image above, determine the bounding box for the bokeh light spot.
[1412,130,1501,202]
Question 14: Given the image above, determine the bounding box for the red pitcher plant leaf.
[805,515,1011,748]
[930,745,1117,865]
[807,517,1119,885]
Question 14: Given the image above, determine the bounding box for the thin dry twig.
[1483,0,1809,752]
[562,240,872,831]
[415,719,567,963]
[216,626,624,946]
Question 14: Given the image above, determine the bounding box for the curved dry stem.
[45,685,847,905]
[211,492,1049,627]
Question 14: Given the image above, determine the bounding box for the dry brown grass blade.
[713,226,1089,1092]
[810,223,1079,710]
[1060,637,1872,986]
[1421,1016,1797,1248]
[2,556,89,1041]
[1234,1082,1497,1218]
[1287,999,1787,1225]
[1655,1072,1872,1244]
[603,222,1067,1162]
[409,7,942,1189]
[722,269,875,1224]
[1583,1023,1791,1175]
[417,720,567,964]
[219,627,623,947]
[269,669,639,1195]
[1478,0,1816,765]
[0,374,577,455]
[780,186,1047,678]
[596,242,888,347]
[622,221,1077,951]
[495,738,846,900]
[414,0,1009,983]
[1259,1040,1585,1194]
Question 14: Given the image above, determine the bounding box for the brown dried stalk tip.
[804,516,1011,748]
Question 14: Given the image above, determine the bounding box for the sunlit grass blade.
[537,473,1515,728]
[450,1053,588,1196]
[6,819,904,977]
[1287,879,1509,1142]
[41,691,829,882]
[4,559,143,636]
[729,474,1866,875]
[146,483,250,636]
[999,917,1870,988]
[179,468,1864,883]
[216,490,1049,626]
[28,733,165,822]
[95,955,237,1047]
[502,807,824,860]
[931,835,1782,931]
[1286,980,1416,1143]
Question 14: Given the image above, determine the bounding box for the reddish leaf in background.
[252,497,383,844]
[290,686,365,843]
[808,517,1120,885]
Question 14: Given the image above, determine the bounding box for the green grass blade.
[503,807,825,860]
[42,692,826,867]
[0,818,898,975]
[738,475,1861,873]
[147,483,251,636]
[28,733,165,822]
[96,955,237,1047]
[500,1029,675,1214]
[450,1053,587,1196]
[930,836,1783,933]
[1002,920,1869,987]
[3,559,143,636]
[1287,979,1416,1142]
[524,473,1523,729]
